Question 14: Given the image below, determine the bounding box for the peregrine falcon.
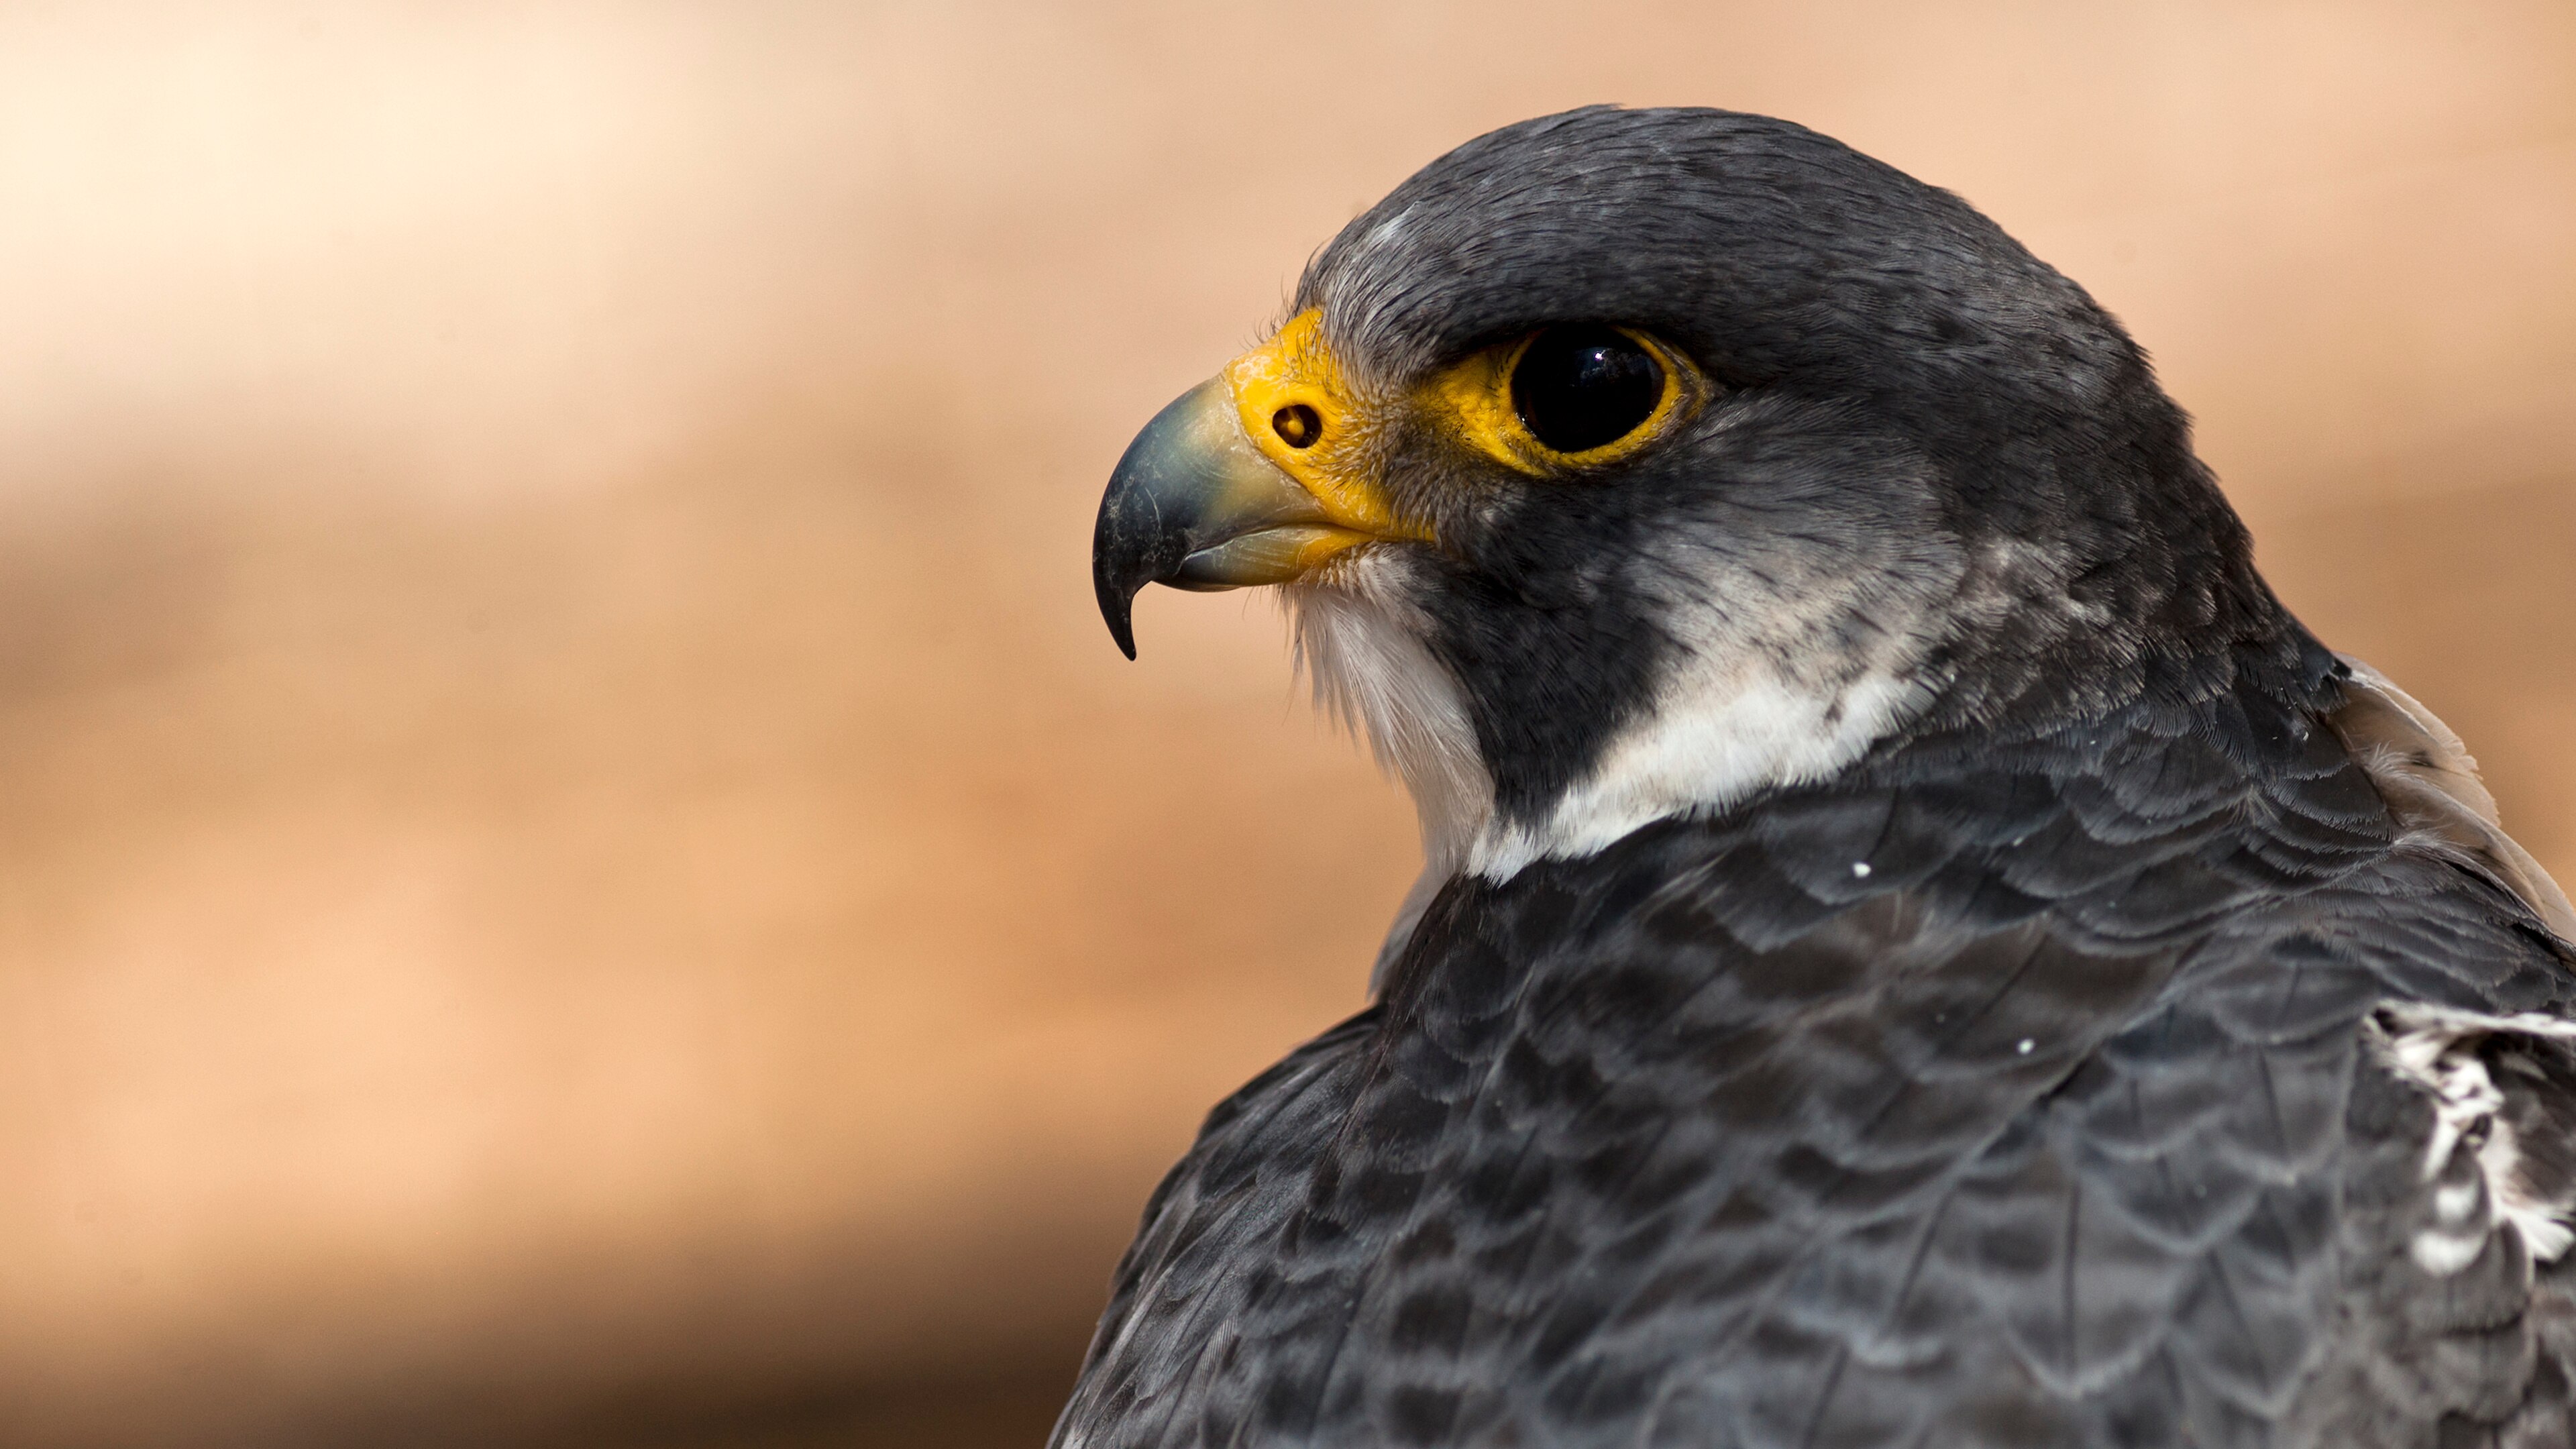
[1067,107,2576,1448]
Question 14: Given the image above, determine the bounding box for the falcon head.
[1093,107,2298,878]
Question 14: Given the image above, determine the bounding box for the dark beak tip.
[1101,588,1139,660]
[1093,502,1150,660]
[1091,546,1141,658]
[1092,392,1193,661]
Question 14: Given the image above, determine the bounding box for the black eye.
[1509,325,1665,454]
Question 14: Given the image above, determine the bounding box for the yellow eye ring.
[1426,326,1697,475]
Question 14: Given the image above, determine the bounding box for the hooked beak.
[1091,379,1371,660]
[1093,311,1429,658]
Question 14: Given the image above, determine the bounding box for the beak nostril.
[1272,404,1323,449]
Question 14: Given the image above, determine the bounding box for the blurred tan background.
[0,3,2569,1445]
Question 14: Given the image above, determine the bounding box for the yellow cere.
[1224,311,1430,543]
[1428,327,1693,474]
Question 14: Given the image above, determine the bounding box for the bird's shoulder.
[1053,1006,1383,1445]
[1059,657,2576,1448]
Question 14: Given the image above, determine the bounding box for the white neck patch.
[1289,535,1953,888]
[1469,663,1928,878]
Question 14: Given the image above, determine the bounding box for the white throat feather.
[1287,553,1493,879]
